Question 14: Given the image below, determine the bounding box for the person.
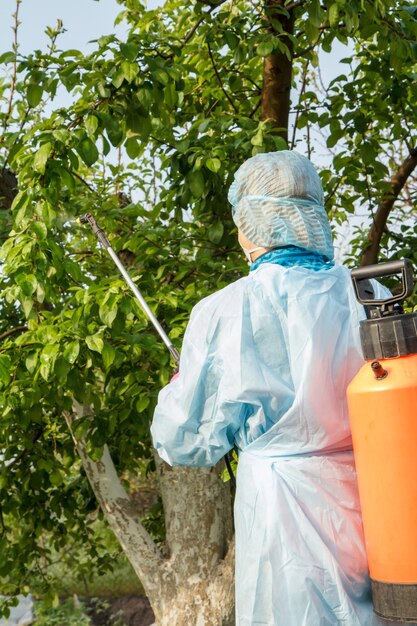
[150,150,398,625]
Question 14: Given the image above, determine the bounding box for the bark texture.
[66,403,235,626]
[261,0,296,142]
[361,149,417,266]
[155,457,235,626]
[0,168,17,209]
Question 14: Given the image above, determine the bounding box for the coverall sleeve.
[151,285,245,467]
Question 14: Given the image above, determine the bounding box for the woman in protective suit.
[151,150,396,625]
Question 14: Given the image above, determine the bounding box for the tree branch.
[0,168,17,208]
[65,402,165,603]
[249,98,262,119]
[165,1,228,60]
[290,58,309,149]
[72,171,96,192]
[0,504,6,535]
[0,325,27,341]
[285,0,307,10]
[207,43,238,113]
[2,0,21,134]
[360,149,417,266]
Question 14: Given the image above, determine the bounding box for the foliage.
[0,0,417,609]
[34,597,91,626]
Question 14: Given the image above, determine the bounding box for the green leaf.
[85,115,99,138]
[120,42,139,61]
[85,334,104,353]
[25,351,38,374]
[102,114,124,147]
[128,115,151,141]
[76,137,99,166]
[73,418,91,440]
[329,3,339,27]
[208,221,224,244]
[33,143,52,174]
[305,20,320,44]
[0,355,11,386]
[102,341,116,369]
[136,395,150,412]
[121,61,139,83]
[54,357,71,382]
[39,344,59,381]
[0,51,15,64]
[225,31,239,50]
[27,84,43,107]
[125,137,141,159]
[20,296,33,318]
[205,158,221,173]
[272,136,288,151]
[187,170,205,198]
[50,470,64,486]
[163,83,177,108]
[54,165,75,191]
[40,344,59,365]
[99,301,118,327]
[10,189,30,213]
[16,274,38,296]
[152,68,169,86]
[309,0,323,27]
[251,128,264,147]
[102,136,111,155]
[111,68,125,89]
[31,222,47,241]
[360,142,376,165]
[63,340,80,364]
[257,41,274,57]
[0,474,8,489]
[89,446,104,462]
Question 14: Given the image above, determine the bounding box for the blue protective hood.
[228,151,334,260]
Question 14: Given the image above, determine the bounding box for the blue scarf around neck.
[250,245,335,273]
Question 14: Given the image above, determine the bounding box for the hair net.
[228,150,334,260]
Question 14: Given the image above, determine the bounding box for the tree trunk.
[261,0,295,143]
[65,403,235,626]
[361,149,417,265]
[0,168,17,209]
[154,457,235,625]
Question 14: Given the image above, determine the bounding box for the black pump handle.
[351,259,414,307]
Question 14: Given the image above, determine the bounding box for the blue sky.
[0,0,161,55]
[0,0,162,56]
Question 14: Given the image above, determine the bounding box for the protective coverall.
[151,151,407,625]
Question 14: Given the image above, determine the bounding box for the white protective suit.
[152,261,408,626]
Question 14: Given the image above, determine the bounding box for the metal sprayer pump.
[347,259,417,622]
[78,213,236,487]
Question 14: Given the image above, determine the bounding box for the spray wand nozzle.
[78,212,180,365]
[79,213,111,250]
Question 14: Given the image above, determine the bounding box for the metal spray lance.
[78,213,180,365]
[78,213,236,488]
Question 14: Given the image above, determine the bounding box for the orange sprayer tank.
[347,259,417,622]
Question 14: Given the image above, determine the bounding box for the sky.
[0,0,158,55]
